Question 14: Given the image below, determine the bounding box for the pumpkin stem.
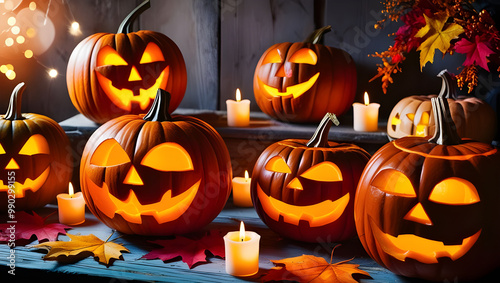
[437,69,458,100]
[4,82,25,121]
[117,0,151,34]
[306,113,339,148]
[303,25,332,44]
[428,97,461,145]
[143,89,172,122]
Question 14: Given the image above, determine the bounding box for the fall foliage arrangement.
[370,0,500,93]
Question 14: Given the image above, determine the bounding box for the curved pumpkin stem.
[143,89,172,122]
[4,82,26,121]
[306,112,339,148]
[303,25,332,44]
[437,69,458,100]
[117,0,151,34]
[428,97,461,145]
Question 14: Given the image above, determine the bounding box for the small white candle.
[353,92,380,132]
[226,88,250,127]
[224,221,260,277]
[57,183,85,225]
[232,170,252,207]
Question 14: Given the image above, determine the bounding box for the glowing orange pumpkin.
[67,0,186,124]
[355,96,500,281]
[80,89,232,235]
[0,83,73,211]
[251,113,370,242]
[253,26,357,123]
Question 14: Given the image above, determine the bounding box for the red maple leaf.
[141,230,225,268]
[455,35,496,71]
[0,211,71,244]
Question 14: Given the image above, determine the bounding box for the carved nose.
[128,66,142,81]
[404,202,432,225]
[286,177,303,191]
[275,63,292,78]
[123,165,143,185]
[5,158,19,170]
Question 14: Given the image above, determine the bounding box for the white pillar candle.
[232,170,252,207]
[57,183,85,225]
[224,221,260,277]
[226,88,250,127]
[353,92,380,132]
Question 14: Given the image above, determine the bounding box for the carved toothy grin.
[256,184,349,227]
[0,166,50,198]
[257,72,319,99]
[95,66,169,111]
[86,176,200,224]
[369,218,481,264]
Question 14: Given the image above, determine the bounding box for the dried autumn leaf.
[415,13,464,70]
[0,211,71,244]
[32,232,129,266]
[141,229,224,268]
[262,246,370,283]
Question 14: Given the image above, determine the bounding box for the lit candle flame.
[236,88,241,102]
[68,182,74,198]
[244,170,249,181]
[239,221,245,241]
[364,92,370,106]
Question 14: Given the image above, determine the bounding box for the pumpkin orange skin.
[0,84,73,211]
[80,111,232,235]
[251,139,370,243]
[387,94,497,143]
[253,37,356,123]
[354,137,500,281]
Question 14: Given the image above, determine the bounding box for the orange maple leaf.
[31,231,129,266]
[415,13,464,70]
[262,246,370,283]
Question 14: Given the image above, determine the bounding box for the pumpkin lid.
[143,88,172,122]
[306,112,339,148]
[4,82,25,121]
[118,0,151,34]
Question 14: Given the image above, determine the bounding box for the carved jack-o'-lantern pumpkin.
[250,113,370,242]
[0,83,73,211]
[355,97,500,281]
[80,89,232,235]
[387,70,496,143]
[67,0,186,124]
[253,26,357,123]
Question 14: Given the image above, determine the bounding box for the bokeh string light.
[1,0,80,80]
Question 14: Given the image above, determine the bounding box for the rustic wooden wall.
[0,0,490,123]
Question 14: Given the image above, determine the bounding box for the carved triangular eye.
[141,142,193,172]
[140,42,165,64]
[391,113,401,126]
[406,113,415,122]
[262,48,283,65]
[0,143,5,154]
[371,169,416,197]
[97,46,128,66]
[265,156,291,174]
[19,134,49,155]
[90,139,130,166]
[300,161,342,182]
[289,48,317,65]
[429,178,479,205]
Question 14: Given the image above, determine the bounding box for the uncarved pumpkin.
[356,96,500,281]
[0,83,73,211]
[253,26,357,123]
[251,113,370,242]
[67,0,186,124]
[80,89,232,236]
[387,70,496,143]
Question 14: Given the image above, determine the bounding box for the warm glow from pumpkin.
[286,177,303,191]
[90,139,131,167]
[370,219,481,264]
[429,178,479,205]
[300,161,343,182]
[141,143,193,171]
[0,167,50,198]
[140,42,165,63]
[262,48,282,65]
[123,165,143,186]
[258,72,320,99]
[391,114,401,126]
[371,169,416,197]
[5,158,20,170]
[364,92,370,106]
[257,185,350,227]
[415,111,430,137]
[404,203,432,225]
[265,156,291,174]
[19,134,50,155]
[289,48,318,65]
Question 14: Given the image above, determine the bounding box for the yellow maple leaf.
[415,13,464,70]
[32,232,129,266]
